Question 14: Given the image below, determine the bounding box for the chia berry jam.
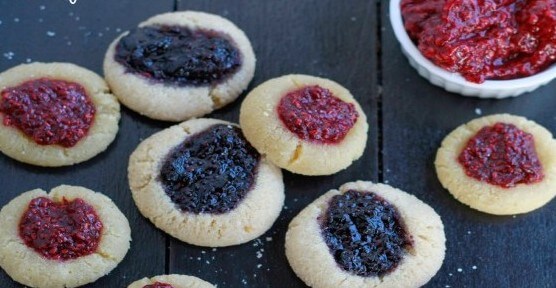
[458,122,544,188]
[277,85,359,144]
[19,197,103,261]
[320,190,413,277]
[115,25,241,86]
[143,282,174,288]
[159,124,260,214]
[401,0,556,83]
[0,78,95,147]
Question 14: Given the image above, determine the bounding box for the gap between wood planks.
[375,0,384,183]
[164,0,179,276]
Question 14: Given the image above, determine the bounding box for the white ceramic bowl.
[389,0,556,98]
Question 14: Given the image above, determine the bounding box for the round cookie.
[0,185,131,288]
[104,11,256,121]
[239,74,368,176]
[128,118,284,247]
[0,62,120,167]
[435,114,556,215]
[128,274,215,288]
[285,181,445,288]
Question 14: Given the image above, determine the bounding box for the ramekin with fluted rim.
[389,0,556,99]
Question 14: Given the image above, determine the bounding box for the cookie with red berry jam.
[285,181,445,288]
[104,11,256,121]
[239,75,368,176]
[0,185,130,288]
[128,118,284,247]
[0,62,120,167]
[435,114,556,215]
[128,274,215,288]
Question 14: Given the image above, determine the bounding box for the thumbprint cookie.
[104,11,256,121]
[0,62,120,166]
[285,181,445,288]
[435,114,556,215]
[0,185,131,288]
[128,118,284,247]
[240,74,368,176]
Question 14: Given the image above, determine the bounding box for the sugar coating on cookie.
[0,62,120,167]
[128,118,284,247]
[239,74,368,176]
[104,11,256,121]
[435,114,556,215]
[0,185,131,288]
[128,274,215,288]
[285,181,445,288]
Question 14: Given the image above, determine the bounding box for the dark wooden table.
[0,1,554,287]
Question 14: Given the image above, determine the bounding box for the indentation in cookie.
[143,282,174,288]
[320,190,412,277]
[19,197,103,261]
[0,78,96,147]
[277,85,358,144]
[458,122,544,188]
[159,124,260,214]
[115,25,242,86]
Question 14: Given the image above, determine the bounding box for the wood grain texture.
[0,1,173,287]
[381,1,556,288]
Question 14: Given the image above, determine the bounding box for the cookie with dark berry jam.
[104,11,256,122]
[129,118,284,247]
[286,181,445,288]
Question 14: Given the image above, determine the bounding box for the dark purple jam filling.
[114,25,241,86]
[320,190,413,277]
[159,124,260,214]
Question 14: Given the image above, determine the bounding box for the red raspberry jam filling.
[458,122,544,188]
[143,282,175,288]
[0,78,95,147]
[320,190,413,277]
[19,197,103,261]
[277,85,359,144]
[401,0,556,83]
